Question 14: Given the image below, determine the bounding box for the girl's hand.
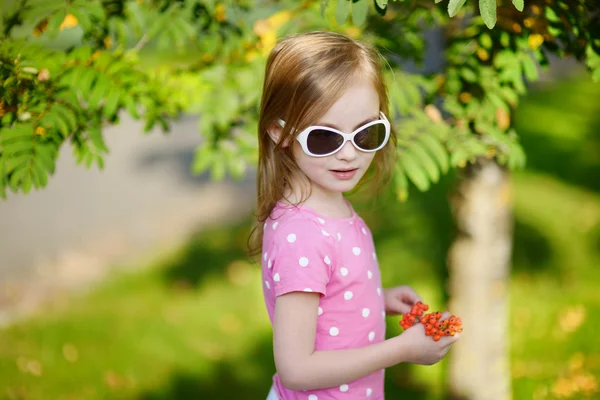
[383,285,422,315]
[398,312,460,365]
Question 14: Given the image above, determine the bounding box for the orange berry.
[433,335,441,341]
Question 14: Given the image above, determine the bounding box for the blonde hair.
[248,31,397,257]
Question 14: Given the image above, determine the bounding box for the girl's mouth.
[330,168,358,180]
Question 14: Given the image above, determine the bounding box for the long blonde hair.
[248,31,397,257]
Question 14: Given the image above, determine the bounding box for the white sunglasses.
[277,112,391,157]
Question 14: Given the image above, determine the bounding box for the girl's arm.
[273,291,458,391]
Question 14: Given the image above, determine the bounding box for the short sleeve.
[269,217,336,297]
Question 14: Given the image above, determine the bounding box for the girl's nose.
[335,140,358,161]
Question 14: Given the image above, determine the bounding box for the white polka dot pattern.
[261,208,385,400]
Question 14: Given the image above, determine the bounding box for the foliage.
[0,0,599,200]
[2,74,600,395]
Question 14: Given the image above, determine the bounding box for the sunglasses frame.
[278,112,391,157]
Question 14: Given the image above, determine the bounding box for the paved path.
[0,114,255,325]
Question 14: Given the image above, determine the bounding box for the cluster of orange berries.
[400,301,463,341]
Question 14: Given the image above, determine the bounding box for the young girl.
[250,31,460,400]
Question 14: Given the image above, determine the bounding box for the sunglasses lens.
[354,123,387,151]
[306,129,344,155]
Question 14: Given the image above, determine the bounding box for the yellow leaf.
[477,47,489,61]
[266,10,292,29]
[495,107,510,130]
[344,26,362,38]
[260,31,277,55]
[33,18,48,37]
[459,92,472,103]
[528,33,544,50]
[244,49,259,62]
[523,17,535,28]
[559,304,586,334]
[103,36,113,49]
[253,20,271,37]
[216,3,226,22]
[59,13,78,31]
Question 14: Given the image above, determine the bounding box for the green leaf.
[394,164,408,202]
[4,138,34,156]
[53,104,78,132]
[448,0,467,17]
[36,144,56,172]
[123,95,140,119]
[76,67,97,95]
[521,54,539,81]
[320,0,330,17]
[52,112,71,137]
[418,133,449,173]
[88,75,110,109]
[336,0,350,25]
[376,0,388,7]
[409,142,440,183]
[351,0,368,26]
[400,148,430,191]
[70,7,92,32]
[21,172,33,194]
[211,158,226,181]
[33,158,49,187]
[479,0,497,29]
[192,144,214,175]
[460,67,477,83]
[511,0,524,11]
[103,89,121,118]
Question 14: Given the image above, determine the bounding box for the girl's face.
[292,77,380,196]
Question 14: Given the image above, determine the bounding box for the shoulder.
[267,211,335,245]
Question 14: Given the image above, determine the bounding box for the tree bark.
[446,158,513,400]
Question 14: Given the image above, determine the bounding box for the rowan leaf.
[448,0,467,17]
[336,0,350,25]
[400,147,430,191]
[479,0,497,29]
[512,0,524,12]
[351,0,368,26]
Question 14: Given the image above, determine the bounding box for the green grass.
[1,74,600,400]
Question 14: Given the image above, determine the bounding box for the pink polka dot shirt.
[261,202,386,400]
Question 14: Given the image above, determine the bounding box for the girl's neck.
[283,177,353,219]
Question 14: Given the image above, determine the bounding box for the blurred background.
[1,1,599,399]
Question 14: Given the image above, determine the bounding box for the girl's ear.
[267,120,290,147]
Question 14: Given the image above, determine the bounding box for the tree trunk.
[446,158,513,400]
